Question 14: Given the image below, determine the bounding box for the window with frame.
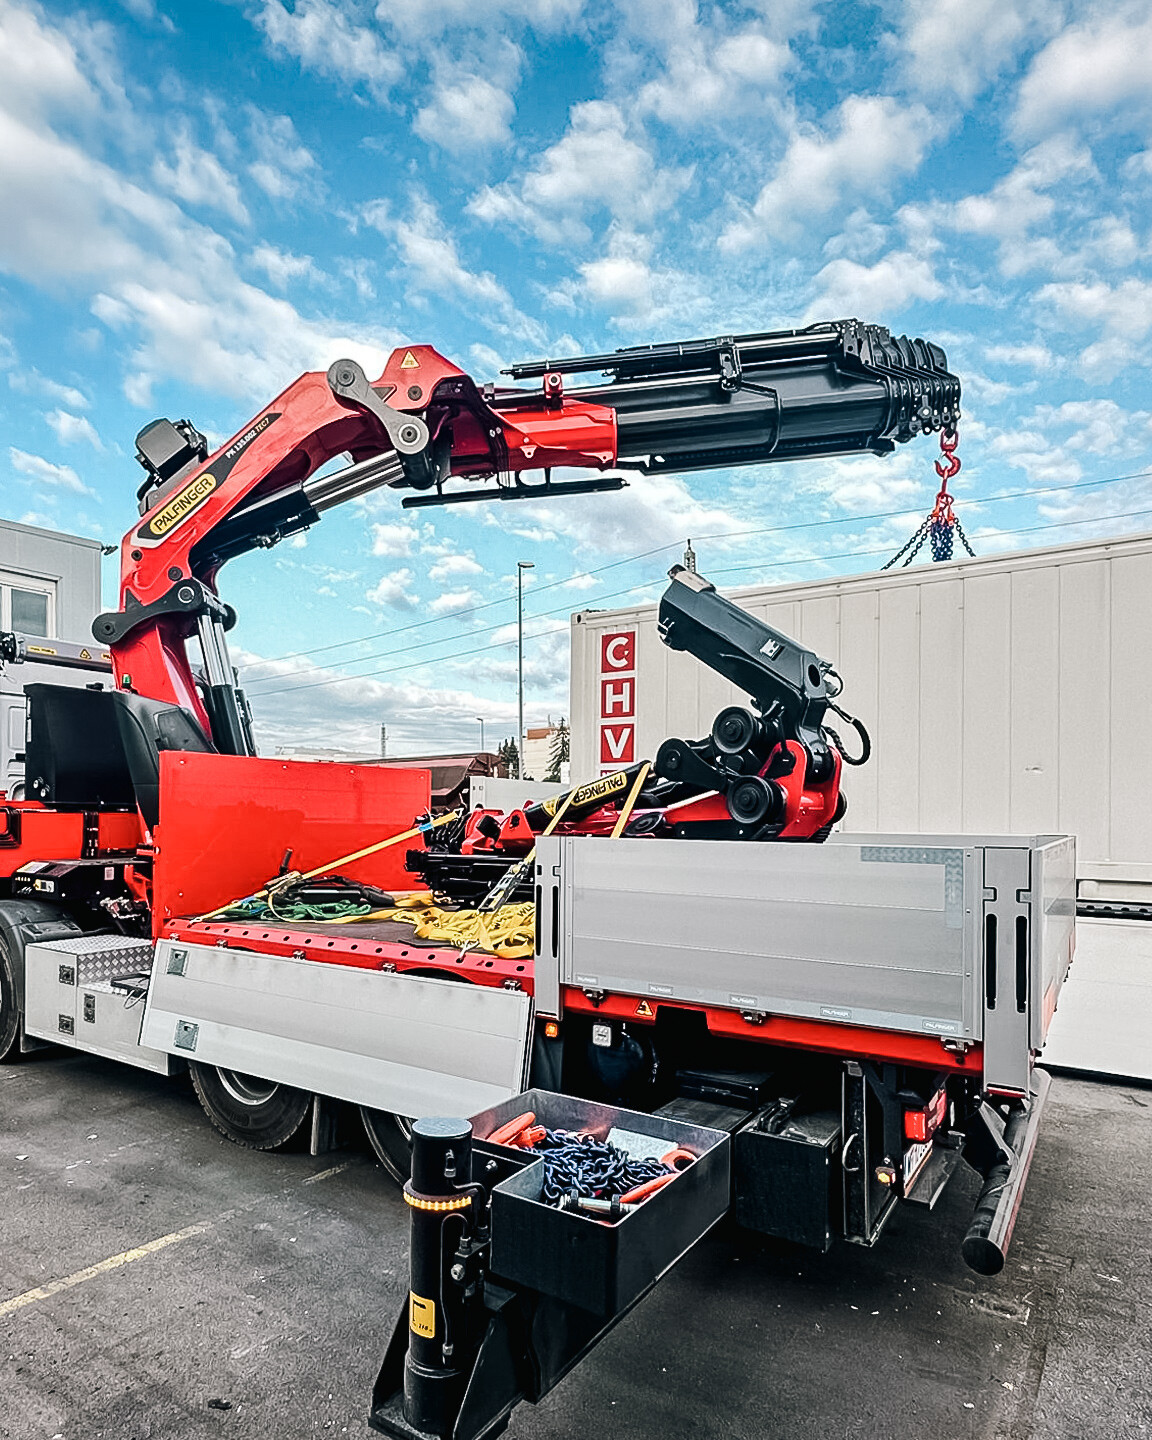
[0,571,56,638]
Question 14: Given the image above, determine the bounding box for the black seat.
[109,691,215,830]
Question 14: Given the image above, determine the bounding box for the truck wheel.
[360,1108,413,1185]
[189,1062,311,1150]
[0,936,21,1063]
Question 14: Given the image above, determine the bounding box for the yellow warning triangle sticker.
[400,350,420,369]
[635,999,654,1017]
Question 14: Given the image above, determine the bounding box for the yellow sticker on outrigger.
[409,1292,436,1338]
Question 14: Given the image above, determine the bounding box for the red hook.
[934,426,961,484]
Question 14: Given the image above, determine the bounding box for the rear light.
[904,1109,929,1143]
[904,1084,948,1143]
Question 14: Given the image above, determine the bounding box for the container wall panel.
[876,586,921,831]
[917,579,965,832]
[1109,554,1152,864]
[1056,561,1110,860]
[959,572,1012,834]
[1008,566,1060,835]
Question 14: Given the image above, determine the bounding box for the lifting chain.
[882,426,974,570]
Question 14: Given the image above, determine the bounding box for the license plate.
[903,1138,933,1191]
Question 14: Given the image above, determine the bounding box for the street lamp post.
[517,561,534,780]
[476,716,485,753]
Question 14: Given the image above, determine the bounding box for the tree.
[544,717,569,782]
[497,737,519,778]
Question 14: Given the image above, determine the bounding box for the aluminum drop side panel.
[142,940,532,1117]
[556,836,979,1040]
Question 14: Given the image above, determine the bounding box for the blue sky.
[0,0,1150,755]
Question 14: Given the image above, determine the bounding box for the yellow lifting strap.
[344,894,537,960]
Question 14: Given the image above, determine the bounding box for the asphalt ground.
[1,1055,1149,1440]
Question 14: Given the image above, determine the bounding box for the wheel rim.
[216,1069,279,1106]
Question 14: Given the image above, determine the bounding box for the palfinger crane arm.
[92,319,959,754]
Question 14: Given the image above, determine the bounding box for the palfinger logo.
[140,473,218,539]
[541,770,628,816]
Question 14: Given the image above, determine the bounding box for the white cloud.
[9,369,89,409]
[0,0,95,121]
[9,446,94,495]
[895,0,1055,105]
[366,568,418,609]
[937,136,1097,277]
[365,192,545,344]
[629,6,792,127]
[561,571,599,590]
[428,552,484,582]
[45,408,102,448]
[804,250,944,322]
[254,0,400,100]
[371,521,422,557]
[428,587,483,614]
[1035,277,1152,379]
[468,101,691,246]
[1014,11,1152,139]
[986,398,1152,485]
[251,243,318,288]
[414,73,515,153]
[0,6,399,405]
[152,128,248,224]
[246,108,317,200]
[984,342,1060,371]
[822,209,889,264]
[242,648,529,755]
[784,451,929,515]
[552,227,706,329]
[720,96,936,250]
[374,0,580,43]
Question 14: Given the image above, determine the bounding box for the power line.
[238,538,679,673]
[251,501,1152,700]
[237,468,1152,674]
[245,573,663,694]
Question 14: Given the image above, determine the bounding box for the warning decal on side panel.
[409,1292,435,1338]
[635,999,654,1018]
[400,350,420,368]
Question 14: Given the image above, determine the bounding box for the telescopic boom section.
[93,320,959,754]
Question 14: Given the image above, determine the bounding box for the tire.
[189,1061,311,1150]
[360,1107,414,1185]
[0,935,21,1063]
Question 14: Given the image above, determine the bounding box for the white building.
[0,518,104,796]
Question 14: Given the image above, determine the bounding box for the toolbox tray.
[471,1089,729,1317]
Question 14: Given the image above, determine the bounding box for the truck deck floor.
[1,1060,1147,1440]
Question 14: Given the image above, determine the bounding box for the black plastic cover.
[24,684,137,809]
